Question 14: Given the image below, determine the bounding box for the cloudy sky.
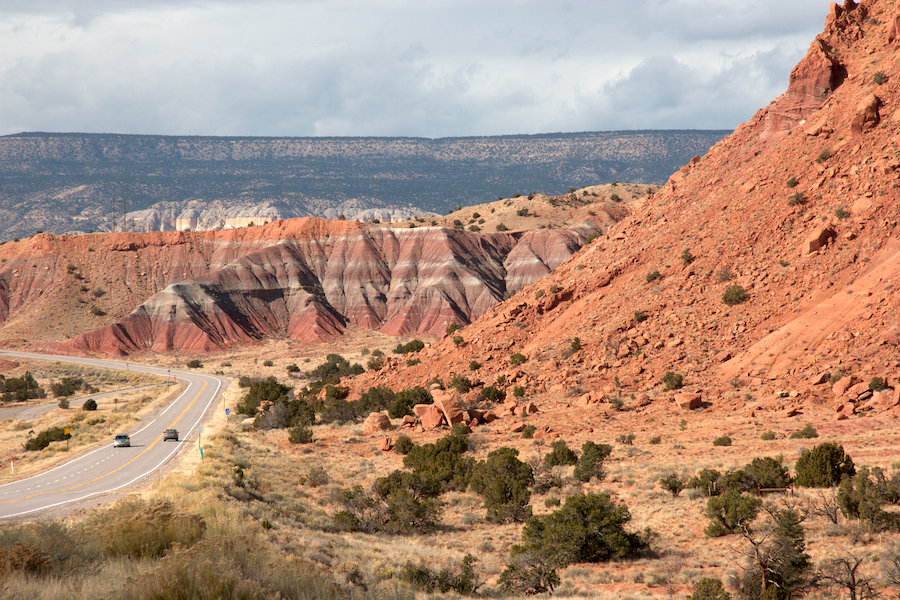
[0,0,833,138]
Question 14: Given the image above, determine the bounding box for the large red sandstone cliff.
[350,0,900,419]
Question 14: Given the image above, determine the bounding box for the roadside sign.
[225,408,230,416]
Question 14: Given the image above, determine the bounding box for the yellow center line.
[1,378,209,507]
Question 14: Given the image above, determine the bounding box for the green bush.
[510,353,527,366]
[760,431,776,441]
[0,372,45,402]
[25,427,71,451]
[262,360,274,367]
[403,434,474,492]
[570,337,581,352]
[688,469,723,496]
[393,339,425,355]
[400,554,481,595]
[366,356,384,371]
[634,310,647,322]
[522,425,536,439]
[288,425,313,444]
[869,377,886,391]
[450,423,471,436]
[794,442,855,487]
[704,489,761,537]
[51,377,83,398]
[649,435,661,445]
[786,176,798,188]
[744,456,792,492]
[661,371,684,391]
[646,270,662,283]
[236,376,292,416]
[713,436,732,447]
[544,497,561,508]
[617,433,635,445]
[687,578,731,600]
[544,440,577,466]
[445,323,459,336]
[659,473,686,498]
[789,424,818,439]
[874,71,886,84]
[573,441,612,482]
[680,248,695,265]
[185,359,202,369]
[90,306,106,316]
[83,398,98,411]
[449,374,471,393]
[57,398,70,410]
[452,335,464,347]
[469,360,481,371]
[470,447,534,523]
[837,466,900,532]
[394,435,416,455]
[513,385,525,398]
[512,493,648,568]
[389,386,432,419]
[816,148,832,163]
[722,285,748,306]
[480,386,506,402]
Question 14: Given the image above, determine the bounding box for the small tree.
[659,473,686,498]
[687,578,731,600]
[794,442,855,488]
[704,490,761,537]
[723,285,749,306]
[83,398,98,411]
[573,441,612,482]
[661,371,684,391]
[544,440,577,467]
[818,553,879,600]
[469,447,534,523]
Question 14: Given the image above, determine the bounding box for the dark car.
[163,428,179,441]
[113,434,131,447]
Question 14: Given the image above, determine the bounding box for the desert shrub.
[262,360,274,367]
[661,371,684,391]
[498,554,561,596]
[469,360,481,371]
[659,473,686,498]
[649,435,661,444]
[646,270,662,283]
[794,442,855,487]
[786,176,798,188]
[236,376,291,416]
[869,376,886,391]
[634,310,647,322]
[480,385,506,402]
[761,431,776,441]
[522,424,536,439]
[389,386,432,418]
[617,432,636,445]
[83,398,97,411]
[790,424,818,439]
[573,441,612,482]
[306,354,364,387]
[449,374,471,393]
[513,385,525,398]
[451,423,471,436]
[366,356,384,371]
[544,440,577,466]
[704,490,761,537]
[51,377,83,398]
[357,386,395,414]
[288,425,313,444]
[569,337,581,352]
[316,386,357,424]
[744,456,792,492]
[394,435,416,455]
[0,372,46,402]
[446,323,460,336]
[285,363,300,373]
[100,499,206,559]
[58,398,70,409]
[403,433,474,492]
[470,447,534,523]
[681,248,695,264]
[584,232,600,244]
[713,436,732,447]
[534,289,544,299]
[837,466,900,532]
[510,353,526,366]
[495,223,508,231]
[406,358,420,367]
[836,207,850,220]
[688,577,731,600]
[400,554,482,595]
[90,305,106,316]
[689,469,723,496]
[452,335,464,347]
[185,359,202,369]
[25,427,71,451]
[816,148,832,163]
[722,285,748,306]
[512,493,648,568]
[874,71,886,84]
[393,339,425,354]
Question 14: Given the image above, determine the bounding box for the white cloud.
[0,0,834,137]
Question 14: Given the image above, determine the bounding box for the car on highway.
[113,434,131,447]
[163,428,179,441]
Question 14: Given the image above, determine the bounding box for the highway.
[0,350,227,520]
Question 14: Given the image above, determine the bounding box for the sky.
[0,0,835,139]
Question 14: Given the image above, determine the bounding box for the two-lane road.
[0,351,227,520]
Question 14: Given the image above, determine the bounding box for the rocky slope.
[0,198,629,354]
[347,0,900,422]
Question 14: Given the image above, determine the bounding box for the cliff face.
[349,0,900,417]
[0,217,597,355]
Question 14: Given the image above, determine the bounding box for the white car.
[113,434,131,447]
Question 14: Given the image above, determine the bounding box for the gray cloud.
[0,0,834,137]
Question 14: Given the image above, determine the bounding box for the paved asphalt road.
[0,350,227,520]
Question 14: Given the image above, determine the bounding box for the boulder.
[433,390,466,425]
[525,402,539,414]
[380,437,393,452]
[363,412,391,434]
[806,226,836,254]
[714,351,732,363]
[419,405,445,429]
[674,392,701,410]
[832,375,853,397]
[846,381,870,399]
[401,415,417,427]
[850,94,882,135]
